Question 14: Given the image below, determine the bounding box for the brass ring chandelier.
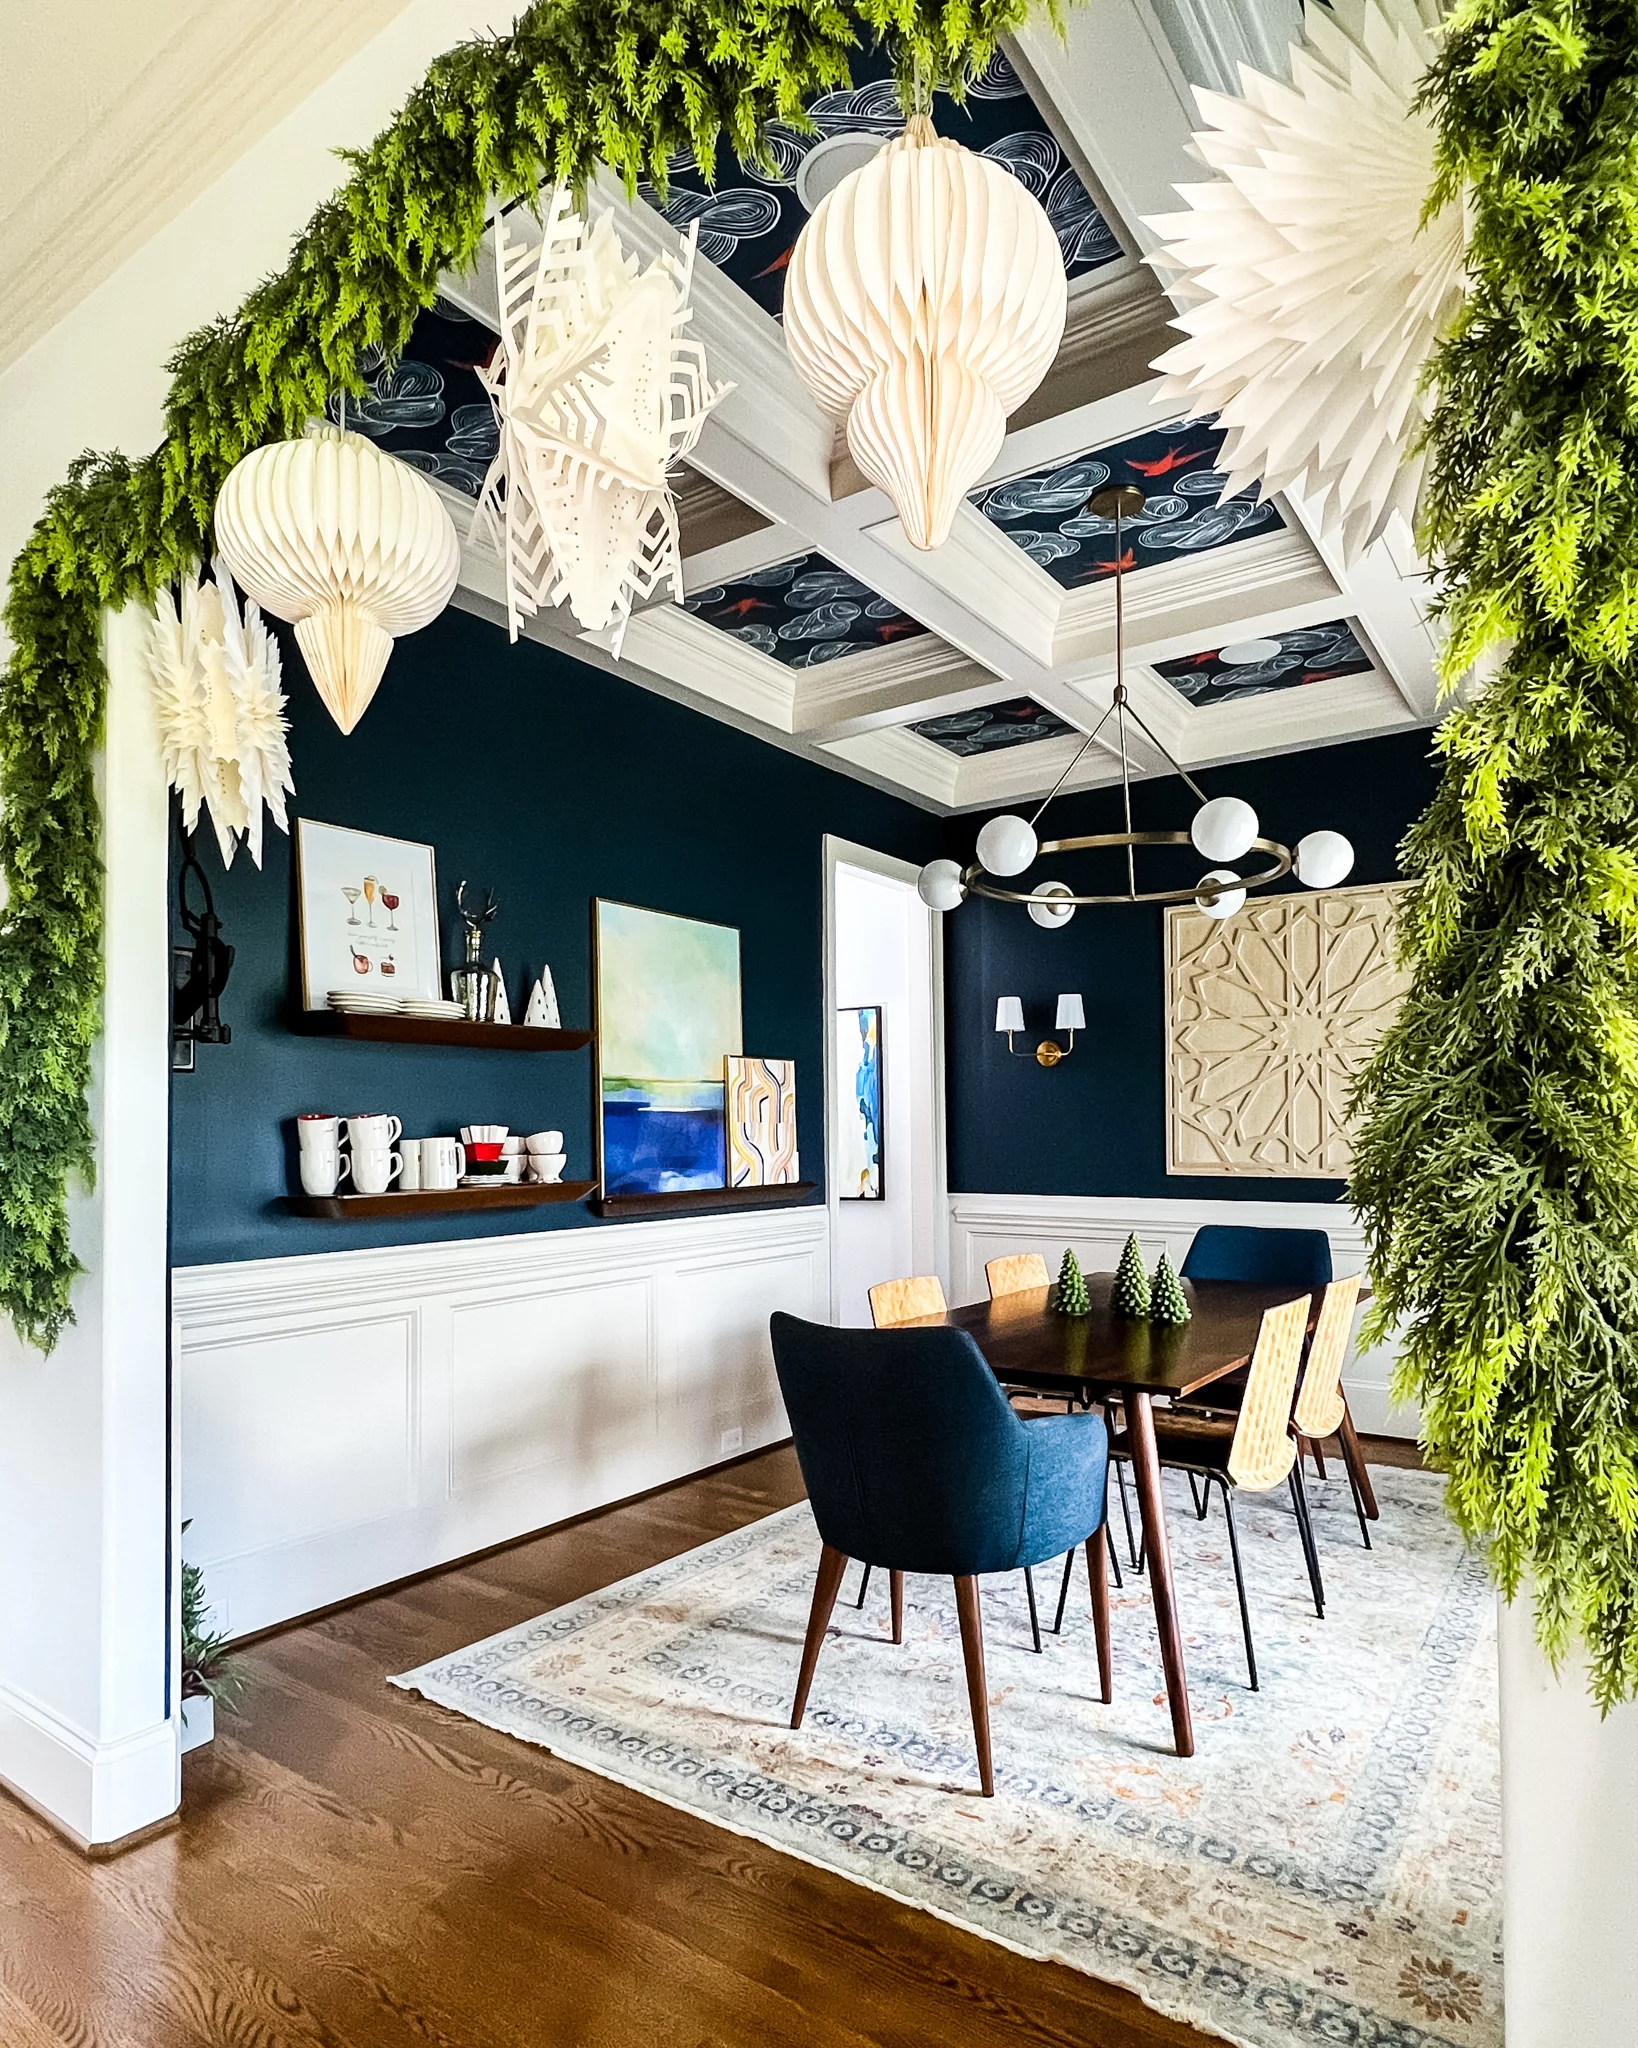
[916,487,1355,925]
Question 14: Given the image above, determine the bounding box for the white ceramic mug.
[351,1146,402,1195]
[420,1137,466,1191]
[346,1113,401,1149]
[297,1113,341,1150]
[399,1138,423,1191]
[526,1130,564,1155]
[299,1146,351,1197]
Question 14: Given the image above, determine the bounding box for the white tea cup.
[297,1113,341,1150]
[399,1138,423,1191]
[526,1130,564,1155]
[499,1155,525,1183]
[346,1113,401,1149]
[299,1146,351,1197]
[351,1146,402,1195]
[530,1152,567,1184]
[419,1137,466,1191]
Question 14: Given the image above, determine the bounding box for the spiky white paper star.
[1145,0,1465,559]
[472,188,730,655]
[147,559,294,867]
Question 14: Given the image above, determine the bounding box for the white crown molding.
[866,504,1063,671]
[820,726,962,809]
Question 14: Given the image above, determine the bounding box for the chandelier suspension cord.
[1114,498,1138,898]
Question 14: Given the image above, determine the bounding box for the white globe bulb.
[1027,881,1076,928]
[1295,830,1355,889]
[916,858,967,912]
[1196,869,1246,920]
[1191,795,1259,863]
[975,813,1038,877]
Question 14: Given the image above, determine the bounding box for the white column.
[0,601,174,1846]
[1500,1592,1638,2045]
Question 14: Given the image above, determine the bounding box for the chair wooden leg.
[1309,1435,1328,1480]
[1023,1566,1042,1653]
[1288,1471,1326,1619]
[953,1576,995,1797]
[1338,1405,1380,1521]
[1218,1480,1258,1692]
[890,1569,905,1644]
[792,1544,848,1729]
[1052,1548,1076,1634]
[855,1561,872,1610]
[1087,1528,1113,1704]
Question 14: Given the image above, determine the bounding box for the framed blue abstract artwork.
[595,901,743,1197]
[837,1005,883,1200]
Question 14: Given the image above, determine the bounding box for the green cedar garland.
[1150,1251,1190,1325]
[0,0,1064,1354]
[1349,0,1638,1706]
[1055,1245,1089,1316]
[1111,1233,1150,1318]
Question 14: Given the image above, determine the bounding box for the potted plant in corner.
[180,1527,243,1753]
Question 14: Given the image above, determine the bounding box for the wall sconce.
[996,993,1084,1068]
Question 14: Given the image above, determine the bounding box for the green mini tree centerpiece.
[1150,1251,1191,1325]
[1055,1246,1089,1316]
[1111,1233,1151,1318]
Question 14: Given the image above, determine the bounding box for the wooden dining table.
[908,1270,1328,1759]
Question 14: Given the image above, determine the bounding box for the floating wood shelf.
[591,1180,816,1220]
[293,1011,591,1053]
[287,1180,597,1221]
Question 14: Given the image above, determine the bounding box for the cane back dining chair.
[1109,1293,1317,1691]
[769,1311,1114,1797]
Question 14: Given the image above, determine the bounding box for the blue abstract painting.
[837,1006,883,1200]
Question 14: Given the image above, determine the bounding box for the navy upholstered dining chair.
[769,1311,1113,1798]
[1180,1225,1333,1289]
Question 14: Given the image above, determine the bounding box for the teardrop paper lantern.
[214,425,460,733]
[784,114,1067,550]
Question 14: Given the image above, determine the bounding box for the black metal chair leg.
[1218,1479,1258,1691]
[1024,1566,1042,1652]
[1345,1459,1373,1550]
[1114,1457,1141,1572]
[1107,1520,1123,1588]
[1052,1548,1076,1633]
[1288,1470,1325,1618]
[856,1562,872,1609]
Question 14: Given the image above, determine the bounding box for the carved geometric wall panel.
[1165,883,1410,1178]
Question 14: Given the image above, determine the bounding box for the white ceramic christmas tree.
[523,967,561,1029]
[490,960,511,1025]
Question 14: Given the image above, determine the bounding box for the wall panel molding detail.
[1166,882,1410,1179]
[947,1191,1416,1438]
[173,1209,824,1638]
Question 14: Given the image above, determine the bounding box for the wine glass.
[341,886,361,926]
[362,875,378,927]
[380,889,400,932]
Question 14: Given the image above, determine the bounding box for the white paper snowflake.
[147,560,294,867]
[1145,0,1466,559]
[472,187,730,655]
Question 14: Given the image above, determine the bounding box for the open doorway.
[823,838,947,1326]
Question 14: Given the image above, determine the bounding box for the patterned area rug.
[394,1466,1500,2048]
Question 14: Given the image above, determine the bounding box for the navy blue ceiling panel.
[973,419,1285,590]
[638,49,1121,320]
[328,297,500,500]
[911,698,1076,755]
[1153,620,1374,709]
[684,553,928,667]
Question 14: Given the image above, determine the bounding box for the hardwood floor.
[0,1436,1424,2048]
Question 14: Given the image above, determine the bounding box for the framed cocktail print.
[836,1005,883,1199]
[295,819,442,1008]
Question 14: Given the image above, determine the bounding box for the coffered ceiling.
[410,0,1440,814]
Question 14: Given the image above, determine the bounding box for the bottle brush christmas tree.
[1111,1232,1151,1318]
[1150,1250,1191,1325]
[1055,1246,1090,1316]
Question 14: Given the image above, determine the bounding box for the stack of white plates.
[400,997,466,1019]
[328,988,404,1015]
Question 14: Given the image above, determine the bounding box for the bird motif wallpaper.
[638,49,1122,320]
[684,554,928,667]
[1153,621,1374,709]
[973,419,1285,588]
[326,297,500,500]
[911,698,1076,755]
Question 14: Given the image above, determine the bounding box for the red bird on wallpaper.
[717,597,775,617]
[1080,549,1136,579]
[875,620,923,640]
[1127,446,1212,478]
[755,246,795,279]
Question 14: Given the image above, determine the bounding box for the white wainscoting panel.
[173,1208,825,1638]
[948,1192,1418,1440]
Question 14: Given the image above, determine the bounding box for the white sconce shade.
[995,996,1025,1034]
[1027,880,1075,928]
[976,813,1038,877]
[1190,796,1259,864]
[1055,993,1086,1032]
[1196,868,1246,919]
[916,857,967,911]
[1295,830,1356,889]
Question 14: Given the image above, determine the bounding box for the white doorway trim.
[821,836,948,1323]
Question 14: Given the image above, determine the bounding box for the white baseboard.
[172,1207,826,1638]
[0,1679,178,1850]
[948,1192,1420,1440]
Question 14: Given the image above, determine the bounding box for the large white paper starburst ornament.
[147,560,294,867]
[1145,0,1465,559]
[473,188,729,654]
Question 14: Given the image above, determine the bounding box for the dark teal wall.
[169,605,938,1266]
[939,729,1441,1203]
